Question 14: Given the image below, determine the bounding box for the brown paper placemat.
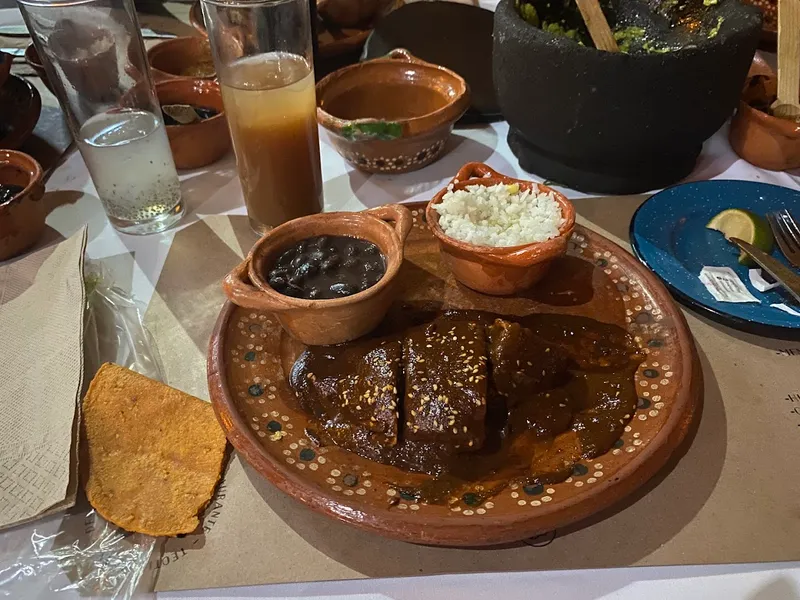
[0,229,87,531]
[143,204,800,592]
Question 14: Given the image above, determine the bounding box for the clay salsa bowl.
[729,73,800,171]
[147,36,216,81]
[222,204,412,346]
[0,150,45,261]
[426,162,576,296]
[155,79,230,170]
[316,48,470,174]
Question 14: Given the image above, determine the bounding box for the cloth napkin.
[0,228,87,531]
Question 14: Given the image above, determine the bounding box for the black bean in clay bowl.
[266,235,386,300]
[222,204,412,346]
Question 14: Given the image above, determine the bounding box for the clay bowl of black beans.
[222,204,412,346]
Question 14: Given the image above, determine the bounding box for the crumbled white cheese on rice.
[433,183,565,247]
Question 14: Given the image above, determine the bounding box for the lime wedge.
[706,208,774,266]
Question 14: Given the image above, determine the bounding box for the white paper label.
[749,269,781,292]
[699,267,760,303]
[771,303,800,317]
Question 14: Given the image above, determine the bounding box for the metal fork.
[767,209,800,268]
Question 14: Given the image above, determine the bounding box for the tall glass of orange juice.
[201,0,323,234]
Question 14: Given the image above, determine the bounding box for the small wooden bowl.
[156,79,230,170]
[0,76,42,151]
[147,36,216,81]
[0,150,45,261]
[426,162,576,296]
[222,204,412,345]
[729,74,800,171]
[316,49,470,174]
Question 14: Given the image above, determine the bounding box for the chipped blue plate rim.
[629,180,800,338]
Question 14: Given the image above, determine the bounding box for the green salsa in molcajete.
[516,0,728,53]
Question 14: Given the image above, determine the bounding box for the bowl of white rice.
[426,162,575,295]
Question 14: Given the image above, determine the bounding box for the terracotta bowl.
[316,48,470,174]
[0,150,45,261]
[0,76,42,151]
[729,74,800,171]
[222,204,412,345]
[147,36,216,81]
[0,51,11,90]
[426,162,576,296]
[156,79,230,170]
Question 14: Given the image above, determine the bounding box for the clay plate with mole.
[208,202,701,546]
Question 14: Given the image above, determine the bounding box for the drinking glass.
[202,0,323,234]
[18,0,184,235]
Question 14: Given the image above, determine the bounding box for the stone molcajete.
[493,0,762,193]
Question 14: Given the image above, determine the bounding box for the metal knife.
[0,24,176,39]
[730,237,800,304]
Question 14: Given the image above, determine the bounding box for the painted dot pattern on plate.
[218,221,687,522]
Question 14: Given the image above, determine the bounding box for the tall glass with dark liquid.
[202,0,323,234]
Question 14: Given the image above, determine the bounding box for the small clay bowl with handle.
[316,48,470,174]
[146,36,216,81]
[426,162,576,296]
[0,150,46,262]
[729,73,800,171]
[156,78,230,170]
[222,204,412,346]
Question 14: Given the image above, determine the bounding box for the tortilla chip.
[82,363,227,537]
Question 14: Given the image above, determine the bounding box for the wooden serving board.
[207,205,702,547]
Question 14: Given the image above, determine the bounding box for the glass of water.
[18,0,184,235]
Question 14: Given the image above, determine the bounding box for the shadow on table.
[177,156,239,222]
[688,310,800,346]
[748,576,800,599]
[145,214,257,356]
[244,342,725,588]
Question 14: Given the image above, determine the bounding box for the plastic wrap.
[0,261,163,599]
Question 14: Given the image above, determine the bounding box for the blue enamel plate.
[630,180,800,336]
